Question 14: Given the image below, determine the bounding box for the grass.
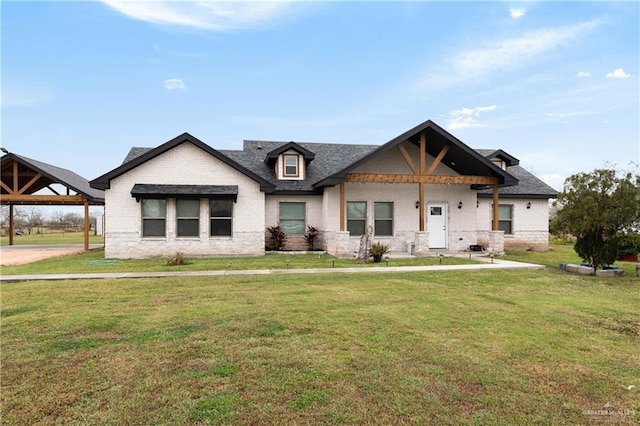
[2,247,639,424]
[0,231,104,246]
[0,248,479,275]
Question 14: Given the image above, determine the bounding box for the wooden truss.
[339,131,500,232]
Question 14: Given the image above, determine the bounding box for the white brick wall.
[104,142,265,258]
[477,198,550,250]
[265,194,323,250]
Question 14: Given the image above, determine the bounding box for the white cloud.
[1,84,55,107]
[163,78,186,90]
[455,20,600,77]
[509,8,526,19]
[447,105,497,130]
[540,173,565,191]
[577,71,590,77]
[606,68,631,79]
[100,1,302,31]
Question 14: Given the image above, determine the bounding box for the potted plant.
[369,241,390,263]
[617,233,640,262]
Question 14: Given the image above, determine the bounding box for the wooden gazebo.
[1,152,105,250]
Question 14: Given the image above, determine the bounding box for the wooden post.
[419,132,426,174]
[419,182,425,232]
[492,181,499,231]
[9,204,14,246]
[339,182,345,232]
[84,200,90,251]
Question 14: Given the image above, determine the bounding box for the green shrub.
[617,233,640,255]
[369,242,390,263]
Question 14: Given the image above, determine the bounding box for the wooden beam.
[397,143,418,175]
[425,144,450,175]
[17,173,42,195]
[493,182,500,231]
[46,186,61,195]
[84,200,90,251]
[347,173,499,185]
[339,182,345,232]
[0,179,12,193]
[13,161,18,193]
[0,194,87,205]
[419,132,426,174]
[419,182,425,232]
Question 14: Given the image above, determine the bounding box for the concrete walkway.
[0,256,544,283]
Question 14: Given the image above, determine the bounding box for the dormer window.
[491,159,507,170]
[264,141,315,181]
[283,154,300,177]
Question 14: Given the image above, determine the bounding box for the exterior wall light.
[458,201,463,209]
[526,202,532,209]
[415,201,420,209]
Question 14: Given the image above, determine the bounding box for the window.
[141,199,166,237]
[491,159,506,170]
[177,199,200,237]
[492,204,513,234]
[347,201,367,236]
[374,202,393,236]
[283,154,299,177]
[279,202,305,234]
[210,199,233,236]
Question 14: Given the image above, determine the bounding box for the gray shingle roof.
[476,149,557,199]
[2,153,105,202]
[118,138,556,198]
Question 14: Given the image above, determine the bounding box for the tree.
[553,167,640,271]
[23,207,45,234]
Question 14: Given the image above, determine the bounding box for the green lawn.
[0,248,479,275]
[2,248,639,424]
[0,231,104,246]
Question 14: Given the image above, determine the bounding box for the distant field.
[0,231,104,246]
[1,247,639,424]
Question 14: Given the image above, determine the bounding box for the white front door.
[427,203,447,249]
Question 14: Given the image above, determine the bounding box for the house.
[89,119,557,259]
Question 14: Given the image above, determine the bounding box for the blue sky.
[2,1,639,193]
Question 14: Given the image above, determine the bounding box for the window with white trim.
[279,202,305,234]
[374,202,393,236]
[210,199,233,236]
[492,204,513,235]
[141,199,166,237]
[347,201,367,236]
[176,199,200,237]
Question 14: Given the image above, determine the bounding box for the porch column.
[419,182,425,231]
[9,204,14,246]
[492,180,499,230]
[339,182,345,232]
[84,200,90,251]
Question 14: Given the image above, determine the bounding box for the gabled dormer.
[264,142,315,181]
[483,149,519,171]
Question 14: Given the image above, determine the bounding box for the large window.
[210,199,233,236]
[347,201,367,236]
[374,202,393,236]
[279,202,305,234]
[142,199,166,237]
[492,204,513,235]
[177,199,200,237]
[283,154,299,177]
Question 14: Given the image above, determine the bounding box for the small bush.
[304,225,320,251]
[369,242,390,263]
[266,225,287,251]
[167,252,187,266]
